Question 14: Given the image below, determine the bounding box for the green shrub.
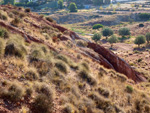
[92,33,101,42]
[134,35,146,47]
[102,27,113,39]
[126,85,133,93]
[55,61,68,74]
[107,35,118,47]
[0,28,9,39]
[69,3,78,12]
[119,27,130,37]
[139,13,150,20]
[93,24,103,29]
[32,94,53,113]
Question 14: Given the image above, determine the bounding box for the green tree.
[93,0,103,6]
[117,2,121,8]
[119,27,131,38]
[108,35,118,48]
[102,27,113,39]
[146,32,150,43]
[92,33,101,42]
[134,35,146,47]
[58,0,63,9]
[4,0,15,5]
[69,2,78,12]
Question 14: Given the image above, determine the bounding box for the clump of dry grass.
[5,37,27,58]
[25,67,39,81]
[0,38,5,57]
[78,69,97,85]
[11,17,21,27]
[55,60,68,74]
[1,83,24,102]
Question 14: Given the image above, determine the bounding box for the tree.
[119,28,130,38]
[108,35,118,48]
[92,33,101,42]
[58,0,63,9]
[134,35,146,47]
[146,32,150,43]
[69,2,78,12]
[117,2,121,8]
[102,27,113,39]
[93,0,103,6]
[4,0,15,5]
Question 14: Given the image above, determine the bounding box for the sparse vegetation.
[134,35,146,47]
[108,35,118,48]
[102,27,113,39]
[92,33,101,42]
[93,24,103,29]
[119,27,130,38]
[0,5,149,113]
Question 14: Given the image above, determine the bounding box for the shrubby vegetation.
[92,33,101,42]
[93,24,103,29]
[134,35,146,47]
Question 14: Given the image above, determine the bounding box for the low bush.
[25,68,39,81]
[78,69,96,85]
[139,23,144,27]
[126,85,133,93]
[46,17,55,23]
[40,84,54,98]
[56,55,69,64]
[5,38,27,58]
[32,94,53,113]
[93,24,103,29]
[88,92,112,111]
[0,12,7,20]
[62,103,78,113]
[11,17,21,27]
[1,84,24,102]
[76,40,88,47]
[25,8,31,13]
[0,28,9,39]
[55,61,68,74]
[97,87,110,98]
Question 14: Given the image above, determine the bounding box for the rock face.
[87,42,146,82]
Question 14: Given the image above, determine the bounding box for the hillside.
[0,5,149,113]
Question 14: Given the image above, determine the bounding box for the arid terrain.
[0,3,149,113]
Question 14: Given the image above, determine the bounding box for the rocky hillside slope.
[0,5,149,113]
